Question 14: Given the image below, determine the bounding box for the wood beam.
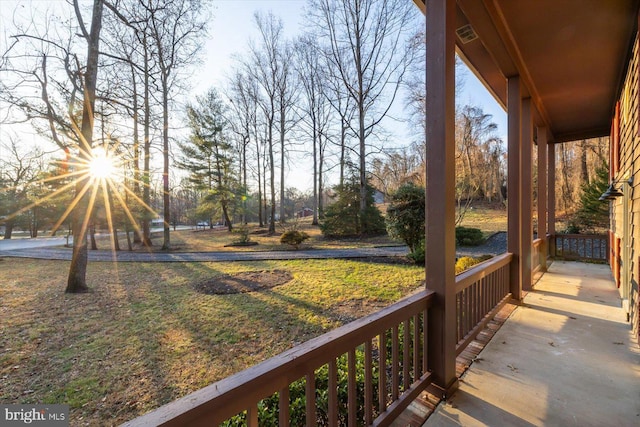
[425,0,458,397]
[507,76,522,301]
[547,141,556,256]
[521,98,533,291]
[537,127,548,271]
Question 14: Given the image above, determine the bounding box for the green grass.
[459,204,508,236]
[0,257,424,425]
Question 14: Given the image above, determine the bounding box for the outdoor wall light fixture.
[598,176,633,201]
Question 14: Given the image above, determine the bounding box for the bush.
[221,316,426,426]
[455,255,493,274]
[320,179,386,237]
[280,230,310,249]
[232,223,251,244]
[564,222,581,234]
[407,240,425,265]
[386,183,425,253]
[221,349,381,425]
[455,226,484,246]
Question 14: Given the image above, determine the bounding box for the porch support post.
[547,141,556,256]
[521,98,533,290]
[425,0,458,396]
[537,127,548,270]
[507,77,522,301]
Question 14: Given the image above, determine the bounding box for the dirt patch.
[193,270,293,295]
[331,298,390,323]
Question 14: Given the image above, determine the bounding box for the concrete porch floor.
[424,261,640,427]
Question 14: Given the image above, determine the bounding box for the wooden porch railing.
[122,289,435,427]
[553,234,608,263]
[122,254,516,427]
[454,253,513,355]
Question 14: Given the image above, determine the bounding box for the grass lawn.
[0,257,424,426]
[458,204,508,235]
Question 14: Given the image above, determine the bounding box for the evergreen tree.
[320,173,386,237]
[386,183,425,253]
[575,165,610,232]
[177,89,238,231]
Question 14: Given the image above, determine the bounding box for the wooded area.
[0,0,610,291]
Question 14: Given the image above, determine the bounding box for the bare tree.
[245,11,287,234]
[145,0,207,249]
[308,0,417,217]
[227,70,257,224]
[294,35,332,224]
[0,139,44,239]
[276,39,298,224]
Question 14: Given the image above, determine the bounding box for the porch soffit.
[415,0,639,143]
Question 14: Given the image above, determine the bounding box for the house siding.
[614,28,639,341]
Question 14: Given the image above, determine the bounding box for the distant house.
[296,208,313,218]
[372,189,385,205]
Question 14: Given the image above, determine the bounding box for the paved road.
[0,231,507,263]
[0,245,409,262]
[0,236,71,250]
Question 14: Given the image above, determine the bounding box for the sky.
[0,0,508,193]
[194,0,508,191]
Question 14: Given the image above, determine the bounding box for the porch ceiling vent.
[456,24,478,44]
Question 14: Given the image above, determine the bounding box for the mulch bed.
[193,270,293,295]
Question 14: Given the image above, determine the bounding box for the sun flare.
[89,148,115,179]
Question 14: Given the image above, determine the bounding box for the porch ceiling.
[415,0,639,142]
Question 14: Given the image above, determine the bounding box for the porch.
[419,260,640,426]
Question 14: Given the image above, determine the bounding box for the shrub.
[407,240,425,265]
[386,183,425,253]
[320,179,386,237]
[232,223,251,244]
[575,165,610,232]
[564,222,581,234]
[455,226,484,246]
[280,230,310,249]
[221,316,426,425]
[456,256,479,274]
[221,348,381,425]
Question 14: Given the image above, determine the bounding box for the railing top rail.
[553,233,608,240]
[122,289,435,427]
[455,253,513,293]
[533,238,542,246]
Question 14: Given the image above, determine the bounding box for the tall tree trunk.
[4,219,14,239]
[312,124,318,226]
[256,137,263,227]
[580,139,589,183]
[268,122,276,234]
[242,136,248,223]
[340,119,346,187]
[142,35,152,246]
[358,102,366,216]
[31,207,38,238]
[279,107,286,224]
[161,78,171,250]
[131,61,141,244]
[67,0,103,293]
[222,203,232,232]
[90,224,97,250]
[318,133,325,219]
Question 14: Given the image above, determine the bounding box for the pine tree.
[177,89,238,231]
[575,165,610,232]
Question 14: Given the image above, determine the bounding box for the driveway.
[0,245,409,262]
